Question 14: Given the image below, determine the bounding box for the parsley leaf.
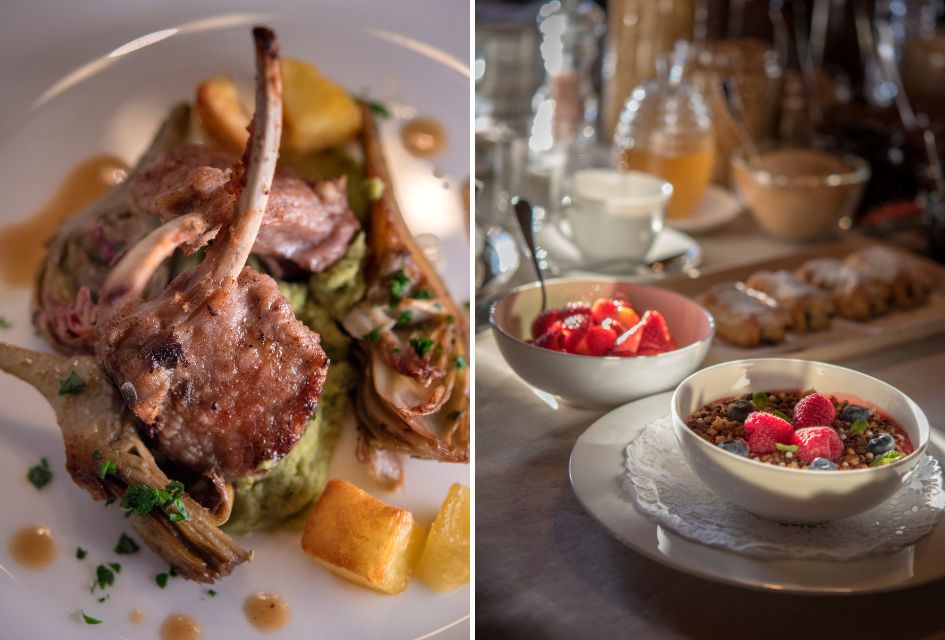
[120,481,189,522]
[364,329,381,343]
[409,336,435,358]
[410,289,434,300]
[389,270,411,305]
[155,573,169,589]
[454,355,468,369]
[27,457,52,490]
[97,458,117,480]
[91,564,116,592]
[76,547,87,560]
[367,100,391,118]
[395,310,412,327]
[206,589,217,597]
[58,371,86,395]
[114,533,139,555]
[80,611,101,625]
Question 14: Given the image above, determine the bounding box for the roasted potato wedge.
[416,483,470,592]
[282,58,362,153]
[301,479,427,594]
[195,76,250,152]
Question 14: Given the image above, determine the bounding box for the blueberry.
[841,404,870,423]
[867,433,896,455]
[809,457,838,471]
[720,439,749,457]
[727,400,755,422]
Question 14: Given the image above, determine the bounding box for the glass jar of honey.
[613,43,715,220]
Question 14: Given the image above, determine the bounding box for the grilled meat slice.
[343,106,469,475]
[0,343,249,582]
[33,105,193,355]
[95,27,328,482]
[128,144,359,274]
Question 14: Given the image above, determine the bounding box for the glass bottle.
[613,42,715,220]
[527,0,605,166]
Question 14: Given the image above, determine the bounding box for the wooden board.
[657,236,945,364]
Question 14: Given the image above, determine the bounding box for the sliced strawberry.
[610,305,641,332]
[531,309,562,339]
[591,298,619,324]
[585,325,617,356]
[637,310,677,355]
[612,319,645,356]
[561,313,590,332]
[565,302,592,316]
[562,328,585,352]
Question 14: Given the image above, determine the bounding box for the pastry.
[845,246,933,309]
[746,270,835,332]
[796,258,890,320]
[698,282,790,348]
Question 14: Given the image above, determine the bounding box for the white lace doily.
[624,416,945,560]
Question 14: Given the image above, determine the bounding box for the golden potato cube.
[281,58,362,154]
[301,479,427,594]
[416,483,470,592]
[195,76,250,152]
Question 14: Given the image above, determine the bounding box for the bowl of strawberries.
[489,278,714,407]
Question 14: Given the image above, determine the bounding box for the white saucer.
[667,185,742,234]
[569,391,945,595]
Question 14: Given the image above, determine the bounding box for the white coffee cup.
[563,169,672,263]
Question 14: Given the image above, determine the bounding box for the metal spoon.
[513,197,547,312]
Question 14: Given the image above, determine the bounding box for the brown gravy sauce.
[401,118,447,158]
[0,154,128,287]
[244,592,290,632]
[159,613,201,640]
[9,525,55,569]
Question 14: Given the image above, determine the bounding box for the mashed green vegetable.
[225,234,368,533]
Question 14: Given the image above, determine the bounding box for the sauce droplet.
[129,608,146,625]
[401,118,447,158]
[244,592,290,632]
[9,525,55,569]
[159,613,201,640]
[0,154,128,287]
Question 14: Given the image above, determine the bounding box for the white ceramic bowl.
[672,358,930,523]
[490,278,714,408]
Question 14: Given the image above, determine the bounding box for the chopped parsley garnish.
[97,458,117,480]
[411,289,434,300]
[447,410,464,420]
[362,177,385,201]
[155,572,169,589]
[27,457,53,490]
[207,589,217,597]
[109,562,121,573]
[389,270,411,305]
[91,563,116,592]
[409,336,435,358]
[752,392,768,410]
[462,300,470,310]
[168,565,178,577]
[775,443,798,453]
[114,533,139,555]
[364,329,381,343]
[0,316,11,329]
[870,450,902,467]
[120,480,189,522]
[850,419,869,435]
[58,371,86,395]
[395,310,412,327]
[80,611,102,625]
[454,355,468,369]
[445,314,455,324]
[367,100,391,118]
[76,547,87,560]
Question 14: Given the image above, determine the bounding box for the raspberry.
[745,412,794,454]
[637,310,677,355]
[591,298,619,323]
[584,325,617,356]
[792,426,843,463]
[531,309,562,339]
[792,392,836,430]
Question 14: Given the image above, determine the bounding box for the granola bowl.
[671,358,930,523]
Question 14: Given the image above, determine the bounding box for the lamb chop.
[95,27,328,484]
[127,130,359,277]
[342,106,469,487]
[32,105,193,355]
[0,343,249,582]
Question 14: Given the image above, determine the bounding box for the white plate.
[569,391,945,595]
[0,3,469,638]
[666,185,742,235]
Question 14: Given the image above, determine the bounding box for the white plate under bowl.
[0,3,469,639]
[666,185,742,235]
[569,391,945,595]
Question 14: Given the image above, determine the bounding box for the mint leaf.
[850,419,869,435]
[769,409,789,421]
[869,450,902,467]
[752,392,768,410]
[775,443,798,453]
